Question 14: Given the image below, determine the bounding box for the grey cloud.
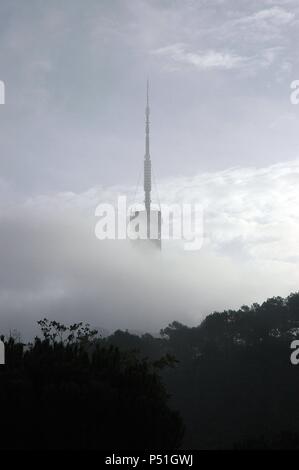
[0,1,298,338]
[152,44,248,70]
[1,160,299,338]
[0,0,298,195]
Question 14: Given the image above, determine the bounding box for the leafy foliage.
[104,292,299,449]
[2,292,299,449]
[0,321,183,450]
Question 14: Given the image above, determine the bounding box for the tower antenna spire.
[130,80,161,250]
[144,80,151,237]
[145,79,150,159]
[147,78,149,107]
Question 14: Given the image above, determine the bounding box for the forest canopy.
[1,292,299,449]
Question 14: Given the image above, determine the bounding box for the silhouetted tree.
[0,320,184,450]
[2,292,299,449]
[103,292,299,449]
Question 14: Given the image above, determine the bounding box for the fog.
[1,1,299,339]
[1,159,299,339]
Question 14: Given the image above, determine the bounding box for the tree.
[0,320,184,450]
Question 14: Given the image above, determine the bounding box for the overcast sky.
[0,0,299,337]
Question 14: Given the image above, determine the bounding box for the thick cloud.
[0,0,299,195]
[0,1,299,338]
[1,160,298,339]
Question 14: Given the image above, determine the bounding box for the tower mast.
[144,80,151,238]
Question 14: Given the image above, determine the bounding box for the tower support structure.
[129,81,161,250]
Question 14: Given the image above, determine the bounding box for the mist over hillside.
[1,160,299,338]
